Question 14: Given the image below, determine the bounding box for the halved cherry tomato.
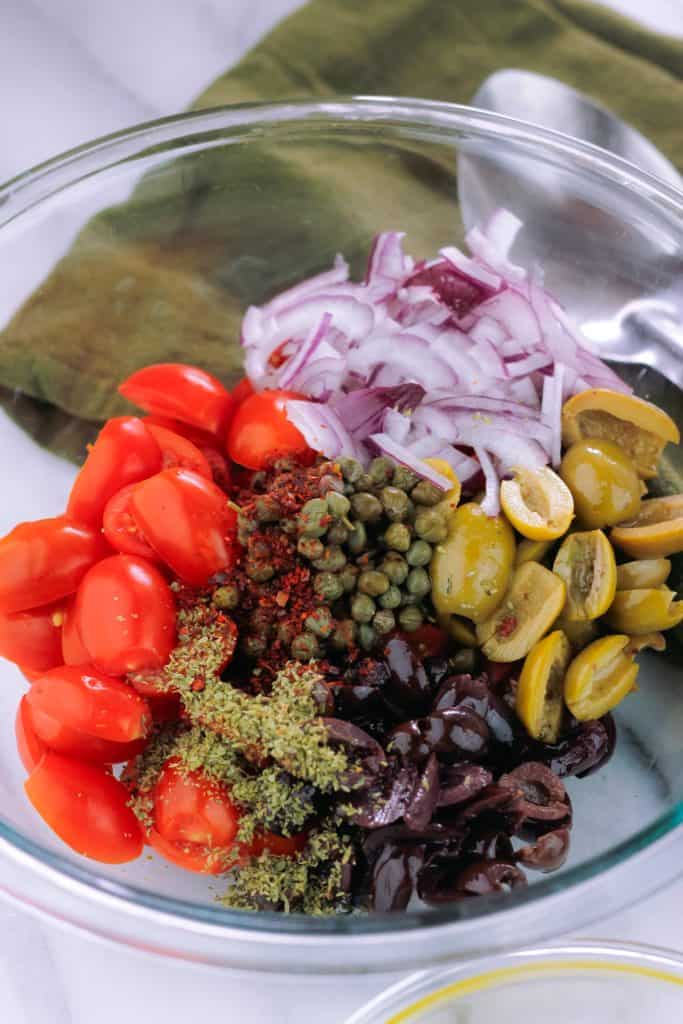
[27,665,152,744]
[61,598,91,665]
[142,417,232,492]
[199,447,232,493]
[399,625,449,660]
[0,601,64,673]
[147,829,232,874]
[24,699,147,764]
[147,693,183,724]
[102,484,158,559]
[15,696,46,773]
[231,377,255,407]
[226,389,311,470]
[25,752,144,863]
[67,417,162,527]
[20,666,43,684]
[131,469,238,586]
[74,555,176,675]
[0,516,108,614]
[248,830,308,858]
[153,759,239,848]
[119,363,234,438]
[145,423,212,479]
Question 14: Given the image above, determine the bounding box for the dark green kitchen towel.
[2,0,683,463]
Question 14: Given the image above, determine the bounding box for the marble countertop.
[1,0,683,1021]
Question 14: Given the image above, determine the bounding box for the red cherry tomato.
[25,752,144,863]
[102,484,158,559]
[0,516,108,614]
[67,417,162,527]
[231,377,255,407]
[145,423,212,479]
[131,469,238,586]
[24,699,147,765]
[199,447,232,493]
[74,555,176,675]
[27,665,152,744]
[20,666,42,684]
[226,389,311,470]
[61,598,90,665]
[147,829,232,874]
[142,417,232,492]
[143,415,215,449]
[153,759,239,848]
[15,696,46,773]
[119,363,234,438]
[0,601,64,673]
[400,625,449,660]
[147,693,183,724]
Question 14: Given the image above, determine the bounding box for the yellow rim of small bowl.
[387,960,683,1023]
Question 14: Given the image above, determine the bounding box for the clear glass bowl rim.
[0,95,682,944]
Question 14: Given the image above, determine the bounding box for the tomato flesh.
[131,468,238,586]
[0,516,108,614]
[145,423,212,479]
[102,484,158,559]
[119,363,234,438]
[15,696,46,773]
[0,601,64,673]
[153,759,239,848]
[147,829,232,874]
[67,417,162,527]
[226,389,311,470]
[24,700,147,764]
[74,555,176,675]
[231,377,255,407]
[25,752,143,863]
[61,598,91,665]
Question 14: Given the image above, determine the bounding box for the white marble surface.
[1,0,683,1021]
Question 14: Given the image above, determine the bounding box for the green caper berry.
[451,648,479,674]
[358,623,377,651]
[297,498,330,538]
[406,539,433,567]
[297,536,325,560]
[327,522,350,545]
[249,608,273,635]
[392,466,419,491]
[411,480,444,506]
[384,522,412,552]
[406,567,431,597]
[291,632,321,661]
[373,609,396,635]
[312,545,347,572]
[398,605,424,631]
[339,565,360,593]
[339,457,362,484]
[358,570,390,597]
[314,572,345,602]
[253,495,282,522]
[351,593,376,623]
[350,492,383,523]
[242,634,266,659]
[400,593,421,606]
[379,584,402,609]
[414,508,448,543]
[213,585,240,611]
[356,472,375,492]
[380,553,409,585]
[246,561,275,582]
[326,491,351,519]
[304,606,335,638]
[276,621,297,646]
[368,456,395,486]
[331,619,357,650]
[249,538,272,560]
[347,521,367,555]
[380,486,409,522]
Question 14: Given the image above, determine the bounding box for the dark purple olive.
[347,762,418,829]
[545,716,616,779]
[405,753,439,832]
[498,762,569,822]
[434,674,516,748]
[421,707,490,762]
[363,821,466,857]
[382,636,432,716]
[455,859,527,897]
[370,842,425,911]
[433,674,488,711]
[453,784,514,827]
[386,720,431,762]
[334,683,384,719]
[516,827,571,872]
[463,828,515,862]
[322,718,386,760]
[423,656,451,689]
[437,764,493,807]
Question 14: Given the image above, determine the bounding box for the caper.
[393,466,420,491]
[314,572,345,602]
[331,619,357,650]
[398,605,424,631]
[351,492,383,523]
[242,634,266,659]
[373,609,396,635]
[380,486,410,522]
[327,491,351,519]
[276,621,297,646]
[414,508,448,543]
[312,545,347,572]
[291,632,321,661]
[327,522,350,545]
[213,585,240,610]
[406,567,431,597]
[319,473,344,495]
[380,552,409,585]
[347,521,367,555]
[297,536,325,560]
[246,560,275,582]
[249,608,273,636]
[339,457,362,484]
[304,606,335,638]
[411,480,443,506]
[379,584,402,609]
[385,522,412,552]
[358,570,390,597]
[253,495,282,522]
[358,623,377,651]
[356,472,376,492]
[297,498,330,537]
[351,593,376,623]
[400,593,421,606]
[406,539,432,567]
[339,565,360,593]
[368,456,395,486]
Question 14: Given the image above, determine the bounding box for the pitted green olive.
[560,439,641,529]
[476,561,566,662]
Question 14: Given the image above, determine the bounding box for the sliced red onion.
[477,289,543,349]
[474,445,500,516]
[279,313,333,389]
[330,383,424,439]
[275,293,374,344]
[484,209,523,258]
[347,334,457,389]
[366,232,412,284]
[466,226,526,284]
[285,400,361,460]
[369,433,453,490]
[440,246,502,290]
[263,255,349,317]
[383,407,411,444]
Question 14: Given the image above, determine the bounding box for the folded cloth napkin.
[1,0,683,464]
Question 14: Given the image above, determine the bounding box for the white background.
[1,1,683,1021]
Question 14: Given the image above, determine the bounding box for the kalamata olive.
[322,718,386,760]
[463,828,515,862]
[382,635,432,716]
[455,859,527,896]
[334,683,383,719]
[434,675,517,750]
[386,720,431,762]
[370,842,425,912]
[498,762,569,822]
[405,754,439,832]
[437,764,494,808]
[421,707,490,762]
[546,716,616,778]
[423,656,451,689]
[453,784,514,828]
[433,674,488,711]
[516,827,571,872]
[417,847,467,905]
[347,761,418,829]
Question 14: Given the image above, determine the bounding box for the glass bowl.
[0,97,682,974]
[345,942,683,1022]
